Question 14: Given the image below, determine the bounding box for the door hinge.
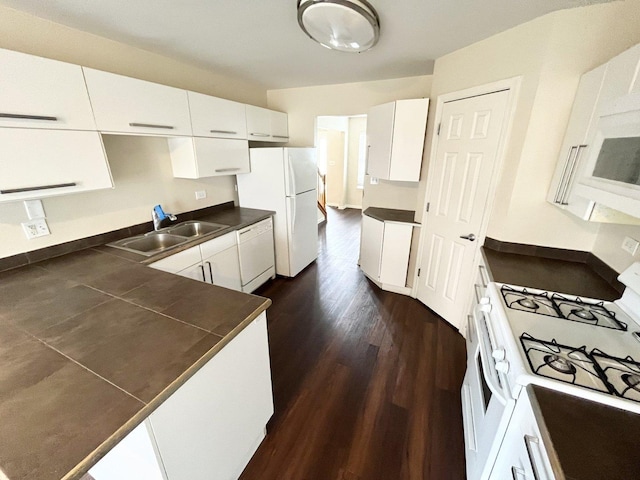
[426,202,430,213]
[417,268,421,277]
[437,123,441,136]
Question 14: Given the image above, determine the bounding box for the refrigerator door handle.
[287,154,297,196]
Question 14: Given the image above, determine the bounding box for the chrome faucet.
[152,204,177,231]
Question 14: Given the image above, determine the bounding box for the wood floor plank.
[240,207,467,480]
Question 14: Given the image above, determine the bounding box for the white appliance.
[463,262,640,479]
[237,147,318,277]
[236,217,276,293]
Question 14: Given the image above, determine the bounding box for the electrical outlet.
[21,219,50,239]
[622,236,639,255]
[195,190,207,200]
[370,176,379,185]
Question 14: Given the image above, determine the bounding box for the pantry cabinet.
[0,48,96,130]
[548,43,640,223]
[188,92,247,139]
[366,98,429,182]
[0,129,112,203]
[168,137,250,178]
[360,214,414,289]
[83,67,192,136]
[149,232,242,291]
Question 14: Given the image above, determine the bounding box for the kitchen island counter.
[0,245,271,480]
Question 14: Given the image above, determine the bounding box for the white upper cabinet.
[245,105,272,140]
[366,98,429,182]
[270,110,289,141]
[188,92,247,139]
[83,67,192,136]
[168,137,250,178]
[0,48,96,130]
[0,129,112,203]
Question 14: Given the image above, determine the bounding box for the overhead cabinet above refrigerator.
[237,147,318,277]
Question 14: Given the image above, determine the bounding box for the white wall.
[417,0,640,270]
[346,117,366,209]
[0,5,267,259]
[267,76,431,212]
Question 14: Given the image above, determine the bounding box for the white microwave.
[576,93,640,218]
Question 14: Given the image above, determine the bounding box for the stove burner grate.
[591,350,640,402]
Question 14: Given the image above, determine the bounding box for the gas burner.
[551,294,627,331]
[500,286,561,318]
[544,354,577,374]
[592,350,640,402]
[520,333,613,394]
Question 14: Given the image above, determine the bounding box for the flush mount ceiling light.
[297,0,380,53]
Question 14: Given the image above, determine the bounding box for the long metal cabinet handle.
[210,129,237,134]
[555,146,577,204]
[1,182,76,194]
[0,113,58,122]
[467,314,475,342]
[206,261,213,284]
[249,132,270,137]
[524,434,543,480]
[561,144,587,205]
[199,265,206,282]
[215,168,241,173]
[272,135,289,139]
[129,122,174,130]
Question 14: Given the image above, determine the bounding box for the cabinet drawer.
[83,67,192,136]
[200,232,237,259]
[149,246,202,274]
[188,92,247,139]
[0,129,112,203]
[0,48,96,130]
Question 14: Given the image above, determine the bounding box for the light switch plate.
[195,190,207,200]
[24,199,45,219]
[622,236,639,255]
[22,219,50,239]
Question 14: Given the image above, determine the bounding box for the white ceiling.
[0,0,612,89]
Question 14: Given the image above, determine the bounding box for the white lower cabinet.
[0,128,112,203]
[89,312,273,480]
[359,214,413,290]
[150,232,242,291]
[149,312,273,480]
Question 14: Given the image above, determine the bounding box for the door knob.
[460,233,476,241]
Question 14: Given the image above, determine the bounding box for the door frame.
[411,77,522,308]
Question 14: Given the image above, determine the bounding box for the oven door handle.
[474,307,508,405]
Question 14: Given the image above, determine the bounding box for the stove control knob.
[495,360,510,374]
[479,297,492,313]
[492,349,506,361]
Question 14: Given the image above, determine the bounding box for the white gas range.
[462,262,640,480]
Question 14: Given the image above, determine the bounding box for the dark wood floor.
[242,207,467,480]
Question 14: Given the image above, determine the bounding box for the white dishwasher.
[237,217,276,293]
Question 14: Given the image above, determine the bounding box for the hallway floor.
[241,207,467,480]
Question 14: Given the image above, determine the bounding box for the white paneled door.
[417,90,510,329]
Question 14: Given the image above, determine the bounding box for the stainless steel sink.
[164,221,228,238]
[109,233,188,256]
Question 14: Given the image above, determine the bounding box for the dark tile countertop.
[530,385,640,479]
[0,207,274,480]
[482,247,620,301]
[362,207,418,224]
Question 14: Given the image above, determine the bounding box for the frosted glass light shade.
[297,0,380,53]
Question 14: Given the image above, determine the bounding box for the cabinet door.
[149,312,273,480]
[270,110,289,142]
[149,246,202,275]
[203,246,242,291]
[0,129,112,203]
[388,99,428,181]
[245,105,272,140]
[359,214,384,280]
[0,48,96,130]
[188,92,247,139]
[379,222,413,287]
[195,137,250,177]
[595,43,640,117]
[547,64,606,216]
[176,262,207,283]
[83,67,192,136]
[366,102,395,179]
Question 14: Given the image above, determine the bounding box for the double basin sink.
[108,220,229,256]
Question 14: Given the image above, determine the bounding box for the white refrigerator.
[237,147,318,277]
